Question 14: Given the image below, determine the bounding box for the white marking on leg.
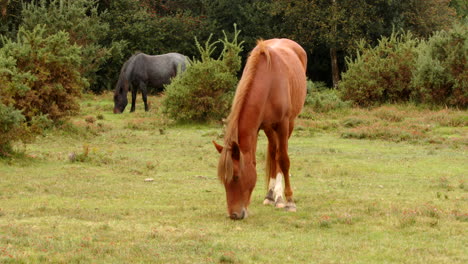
[274,173,285,207]
[263,177,276,205]
[268,177,276,191]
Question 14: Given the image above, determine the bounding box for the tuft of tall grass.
[304,105,468,146]
[341,123,426,142]
[373,106,406,122]
[424,109,468,127]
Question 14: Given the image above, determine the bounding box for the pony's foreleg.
[130,85,137,112]
[140,82,149,112]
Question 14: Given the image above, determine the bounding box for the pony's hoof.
[285,203,297,212]
[263,198,275,206]
[275,202,285,208]
[275,197,285,208]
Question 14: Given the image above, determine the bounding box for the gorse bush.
[0,25,84,121]
[412,23,467,107]
[0,103,25,155]
[162,26,243,122]
[0,25,84,155]
[0,102,52,156]
[21,0,113,92]
[339,31,419,106]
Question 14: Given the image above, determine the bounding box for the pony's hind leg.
[140,82,149,112]
[130,84,137,112]
[277,121,296,212]
[263,128,285,208]
[263,135,275,206]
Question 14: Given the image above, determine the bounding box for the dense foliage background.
[1,0,465,89]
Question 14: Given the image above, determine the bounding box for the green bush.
[305,81,350,112]
[0,25,82,155]
[0,102,52,156]
[21,0,114,92]
[0,25,84,122]
[339,31,419,106]
[0,103,25,155]
[412,23,467,107]
[162,26,243,122]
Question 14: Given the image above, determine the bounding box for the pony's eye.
[233,175,239,182]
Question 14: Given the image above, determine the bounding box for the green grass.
[0,93,467,263]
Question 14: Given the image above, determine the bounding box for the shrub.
[339,31,419,106]
[0,25,84,122]
[162,26,243,122]
[0,103,25,155]
[0,102,52,156]
[0,25,82,155]
[21,0,114,92]
[412,23,467,107]
[305,81,351,112]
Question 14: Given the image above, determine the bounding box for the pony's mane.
[114,53,143,96]
[224,40,271,146]
[114,59,131,96]
[218,40,271,183]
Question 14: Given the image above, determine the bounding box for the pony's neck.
[218,40,275,183]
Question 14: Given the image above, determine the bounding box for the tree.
[450,0,467,19]
[201,0,281,61]
[0,0,28,41]
[272,0,380,87]
[379,0,457,38]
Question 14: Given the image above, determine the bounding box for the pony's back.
[264,39,307,118]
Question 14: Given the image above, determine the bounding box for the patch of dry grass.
[298,104,467,148]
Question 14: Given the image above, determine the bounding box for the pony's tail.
[255,39,271,69]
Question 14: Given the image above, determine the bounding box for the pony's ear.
[230,141,240,161]
[213,141,223,153]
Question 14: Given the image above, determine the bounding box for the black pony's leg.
[130,85,137,112]
[140,82,149,112]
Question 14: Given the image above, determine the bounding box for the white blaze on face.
[274,172,284,202]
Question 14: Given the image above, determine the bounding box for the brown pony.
[213,38,307,220]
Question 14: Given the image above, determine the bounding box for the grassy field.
[0,93,467,263]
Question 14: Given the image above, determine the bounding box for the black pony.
[113,52,187,113]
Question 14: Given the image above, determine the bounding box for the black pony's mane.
[114,53,142,95]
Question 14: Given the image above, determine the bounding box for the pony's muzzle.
[113,108,121,114]
[230,208,247,220]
